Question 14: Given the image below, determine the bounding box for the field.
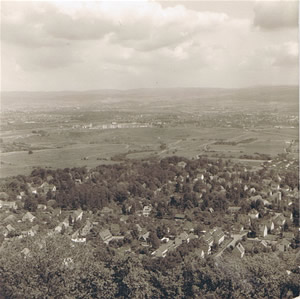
[1,87,298,178]
[1,125,297,178]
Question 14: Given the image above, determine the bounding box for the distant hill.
[1,86,298,112]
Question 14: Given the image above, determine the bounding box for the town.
[0,152,298,298]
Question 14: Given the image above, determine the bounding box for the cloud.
[239,42,298,70]
[1,0,229,51]
[272,42,298,67]
[253,1,298,30]
[15,46,81,71]
[1,0,298,90]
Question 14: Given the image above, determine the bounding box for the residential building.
[99,229,113,244]
[232,243,245,258]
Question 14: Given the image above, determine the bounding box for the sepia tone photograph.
[0,0,299,298]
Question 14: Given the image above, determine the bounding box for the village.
[0,153,298,266]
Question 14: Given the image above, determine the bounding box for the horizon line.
[1,84,298,93]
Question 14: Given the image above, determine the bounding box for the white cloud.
[1,0,298,90]
[253,1,298,30]
[239,42,298,70]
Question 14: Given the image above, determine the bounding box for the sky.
[1,0,298,91]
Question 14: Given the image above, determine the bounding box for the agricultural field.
[0,87,298,178]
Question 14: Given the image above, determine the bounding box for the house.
[37,204,47,210]
[177,161,187,169]
[72,209,83,222]
[197,248,205,259]
[174,214,185,221]
[183,221,194,232]
[52,208,62,217]
[259,240,269,249]
[0,192,9,200]
[22,212,36,222]
[261,219,274,232]
[3,214,17,224]
[237,215,251,228]
[212,228,225,245]
[258,224,268,238]
[232,223,244,234]
[0,226,9,237]
[139,231,150,242]
[142,205,152,217]
[4,224,16,237]
[110,223,120,236]
[120,215,129,223]
[21,248,31,258]
[99,229,113,244]
[81,220,93,237]
[25,225,39,237]
[232,243,245,258]
[283,232,295,241]
[242,240,255,254]
[248,209,259,219]
[273,214,286,227]
[264,234,278,244]
[75,179,82,184]
[152,241,175,258]
[136,224,143,232]
[174,232,190,248]
[0,200,17,210]
[100,207,113,215]
[197,174,205,181]
[228,206,241,214]
[277,239,291,252]
[39,182,56,194]
[203,233,214,248]
[54,218,69,233]
[283,211,293,222]
[198,243,211,257]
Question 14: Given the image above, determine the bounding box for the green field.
[1,125,297,178]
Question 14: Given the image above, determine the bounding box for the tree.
[24,197,38,212]
[149,231,160,249]
[0,235,117,298]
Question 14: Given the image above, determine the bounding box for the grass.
[0,125,298,178]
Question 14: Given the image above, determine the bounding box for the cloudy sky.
[1,0,298,91]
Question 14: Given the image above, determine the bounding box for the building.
[203,233,214,248]
[273,214,286,227]
[99,229,113,244]
[277,239,291,252]
[228,206,241,214]
[232,243,245,258]
[143,205,152,217]
[212,228,225,245]
[174,232,190,248]
[0,200,17,210]
[72,209,83,222]
[81,220,93,237]
[248,209,259,220]
[22,212,36,222]
[174,214,185,221]
[258,224,268,238]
